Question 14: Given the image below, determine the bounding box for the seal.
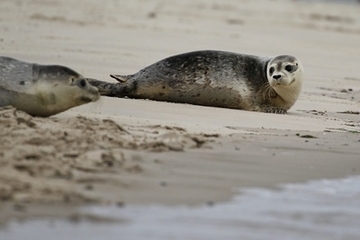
[0,56,100,117]
[88,50,303,113]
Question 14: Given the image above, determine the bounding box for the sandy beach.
[0,0,360,235]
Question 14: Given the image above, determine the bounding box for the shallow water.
[2,176,360,240]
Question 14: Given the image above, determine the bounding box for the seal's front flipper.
[110,74,132,83]
[260,106,287,114]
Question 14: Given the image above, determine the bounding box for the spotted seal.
[0,56,100,117]
[88,50,303,113]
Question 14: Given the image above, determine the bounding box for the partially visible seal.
[88,50,303,114]
[0,56,100,117]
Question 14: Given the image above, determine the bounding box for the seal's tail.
[86,78,125,97]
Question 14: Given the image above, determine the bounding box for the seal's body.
[88,50,303,113]
[0,56,99,117]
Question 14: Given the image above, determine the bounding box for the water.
[1,175,360,240]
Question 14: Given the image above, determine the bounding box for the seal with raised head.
[0,56,100,117]
[88,50,303,113]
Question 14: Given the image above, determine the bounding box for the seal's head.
[266,55,304,110]
[27,65,100,116]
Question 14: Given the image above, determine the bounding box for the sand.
[0,0,360,222]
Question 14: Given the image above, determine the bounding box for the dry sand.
[0,0,360,222]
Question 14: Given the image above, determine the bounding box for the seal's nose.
[273,75,282,80]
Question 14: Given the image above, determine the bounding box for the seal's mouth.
[80,96,93,102]
[270,80,281,87]
[289,78,296,85]
[79,85,100,103]
[80,91,100,102]
[270,79,292,88]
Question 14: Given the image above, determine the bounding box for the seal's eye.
[285,65,293,72]
[269,66,275,75]
[79,79,87,88]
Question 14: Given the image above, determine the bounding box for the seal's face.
[31,65,100,116]
[266,55,304,110]
[267,55,303,88]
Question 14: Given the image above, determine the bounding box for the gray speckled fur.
[0,56,82,106]
[88,51,290,112]
[0,56,99,116]
[0,57,33,106]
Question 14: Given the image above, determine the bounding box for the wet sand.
[1,0,360,223]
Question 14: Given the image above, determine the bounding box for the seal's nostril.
[273,75,282,80]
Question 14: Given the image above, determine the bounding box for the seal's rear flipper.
[110,74,132,83]
[86,78,124,97]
